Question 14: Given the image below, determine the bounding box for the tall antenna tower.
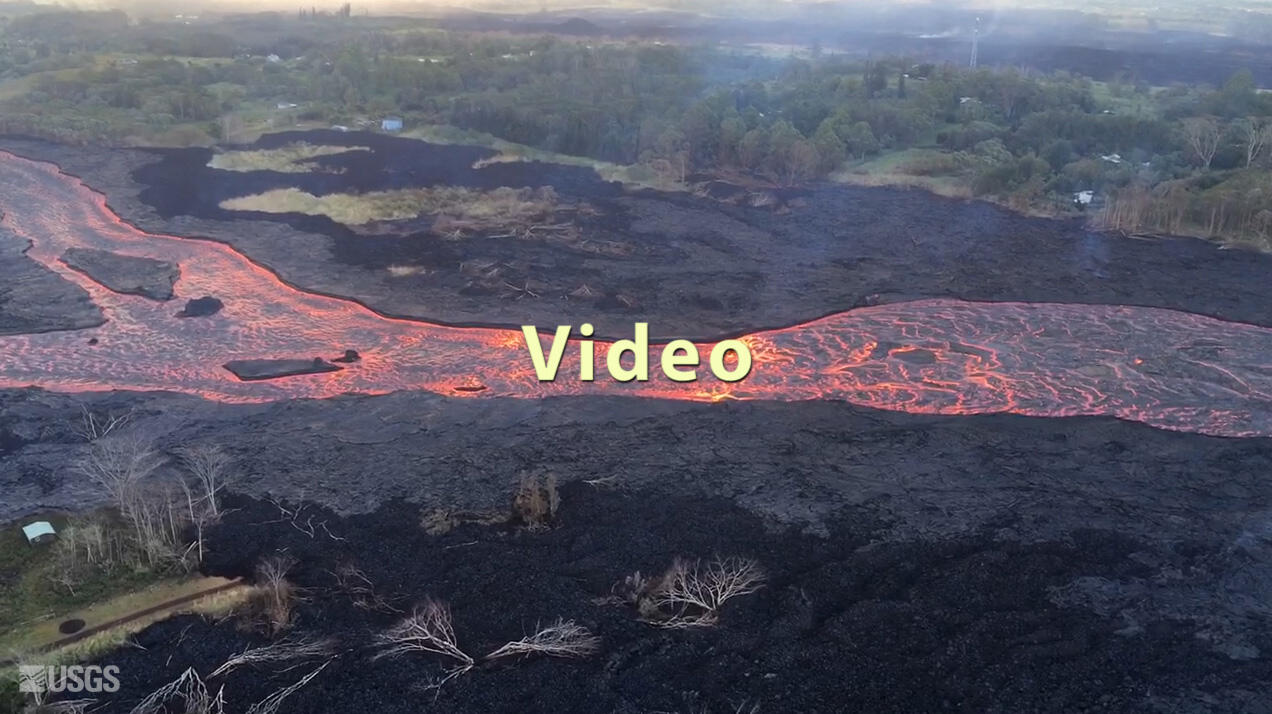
[970,16,981,68]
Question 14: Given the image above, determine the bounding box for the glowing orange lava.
[2,151,1271,437]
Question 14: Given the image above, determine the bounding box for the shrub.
[513,473,560,531]
[615,557,766,628]
[243,555,296,636]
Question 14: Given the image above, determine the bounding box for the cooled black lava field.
[2,132,1272,713]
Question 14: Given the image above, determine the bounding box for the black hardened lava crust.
[79,483,1271,714]
[124,130,1272,338]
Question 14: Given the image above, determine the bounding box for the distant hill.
[554,17,602,35]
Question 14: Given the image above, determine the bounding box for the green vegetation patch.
[408,124,687,191]
[208,142,371,173]
[220,186,561,231]
[832,148,974,198]
[0,512,169,654]
[0,575,236,655]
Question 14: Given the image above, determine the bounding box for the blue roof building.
[22,521,56,544]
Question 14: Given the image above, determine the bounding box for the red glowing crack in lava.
[1,152,1270,437]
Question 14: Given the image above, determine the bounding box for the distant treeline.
[2,10,1272,247]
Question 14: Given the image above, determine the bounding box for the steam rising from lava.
[1,151,1270,437]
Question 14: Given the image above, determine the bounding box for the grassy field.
[0,575,240,656]
[405,123,687,191]
[830,148,973,199]
[220,185,560,229]
[0,578,248,713]
[209,142,371,172]
[1089,81,1164,118]
[0,513,172,656]
[0,65,87,102]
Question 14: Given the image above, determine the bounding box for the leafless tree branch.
[373,599,474,671]
[619,557,766,628]
[209,636,337,678]
[176,444,234,519]
[485,619,600,661]
[128,668,225,714]
[244,661,331,714]
[75,404,133,442]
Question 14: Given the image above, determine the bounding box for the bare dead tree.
[209,636,337,678]
[127,482,188,568]
[129,668,225,714]
[485,619,600,661]
[219,113,244,144]
[330,564,401,613]
[75,404,133,442]
[176,444,234,519]
[172,444,233,565]
[180,478,209,565]
[73,431,166,518]
[30,700,97,714]
[265,498,345,542]
[129,661,328,714]
[244,661,330,714]
[1182,116,1222,170]
[1237,116,1272,168]
[253,555,298,636]
[632,557,767,628]
[374,599,474,686]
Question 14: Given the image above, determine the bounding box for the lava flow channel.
[1,151,1271,437]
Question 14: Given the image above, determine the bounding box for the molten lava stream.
[1,152,1272,437]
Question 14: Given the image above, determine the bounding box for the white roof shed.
[22,521,56,544]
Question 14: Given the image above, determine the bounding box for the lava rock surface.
[0,227,104,335]
[60,247,178,301]
[177,295,224,317]
[73,485,1272,714]
[223,357,342,381]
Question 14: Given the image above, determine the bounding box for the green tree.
[767,119,804,175]
[681,100,720,167]
[786,139,820,184]
[739,127,769,171]
[843,121,880,159]
[864,61,888,98]
[812,119,847,172]
[1216,69,1257,117]
[1041,139,1075,172]
[719,116,747,167]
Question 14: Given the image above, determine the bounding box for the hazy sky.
[29,0,962,12]
[26,0,1272,20]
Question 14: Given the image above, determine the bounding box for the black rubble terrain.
[81,483,1272,714]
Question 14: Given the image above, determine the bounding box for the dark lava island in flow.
[60,247,179,301]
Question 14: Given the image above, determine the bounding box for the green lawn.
[0,575,237,656]
[0,512,173,657]
[405,123,687,191]
[1089,81,1164,118]
[830,148,972,198]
